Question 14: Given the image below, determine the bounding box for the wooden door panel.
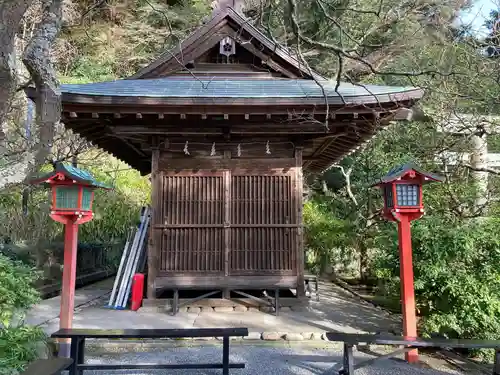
[230,227,295,273]
[160,174,224,274]
[160,228,223,272]
[229,174,297,274]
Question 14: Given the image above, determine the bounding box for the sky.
[458,0,497,37]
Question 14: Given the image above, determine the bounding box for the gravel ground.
[82,343,466,375]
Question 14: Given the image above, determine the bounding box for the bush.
[0,254,46,373]
[303,197,354,274]
[374,217,500,360]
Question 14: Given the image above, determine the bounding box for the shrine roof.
[59,78,422,105]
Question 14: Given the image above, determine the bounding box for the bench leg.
[223,336,230,375]
[494,349,500,375]
[341,343,354,375]
[78,338,85,367]
[69,337,82,375]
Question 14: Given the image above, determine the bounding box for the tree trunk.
[22,0,62,176]
[470,133,489,214]
[22,0,62,268]
[0,1,34,147]
[359,240,369,282]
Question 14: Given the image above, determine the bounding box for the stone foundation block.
[300,332,314,340]
[247,307,260,312]
[311,332,323,341]
[213,306,234,313]
[187,307,202,314]
[216,336,243,341]
[262,332,282,341]
[233,305,247,312]
[259,306,275,313]
[243,332,262,340]
[284,333,304,341]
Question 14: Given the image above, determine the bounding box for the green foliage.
[0,254,41,328]
[0,326,46,374]
[0,254,46,373]
[303,197,353,274]
[0,153,149,245]
[373,217,500,359]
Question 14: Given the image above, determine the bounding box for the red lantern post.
[373,163,443,363]
[30,163,109,357]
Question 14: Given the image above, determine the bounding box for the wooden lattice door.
[158,170,297,277]
[229,173,296,275]
[159,172,224,274]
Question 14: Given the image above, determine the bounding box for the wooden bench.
[51,327,248,375]
[21,358,73,375]
[326,332,500,375]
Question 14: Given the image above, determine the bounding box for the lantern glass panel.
[55,186,79,209]
[396,184,420,206]
[384,186,394,208]
[82,187,93,210]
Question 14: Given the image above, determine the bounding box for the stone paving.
[83,342,468,375]
[31,278,401,341]
[28,278,485,374]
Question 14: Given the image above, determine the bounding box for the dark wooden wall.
[147,148,305,297]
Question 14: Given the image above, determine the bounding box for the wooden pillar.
[295,147,305,297]
[58,219,78,358]
[147,147,160,299]
[397,214,418,363]
[223,150,231,280]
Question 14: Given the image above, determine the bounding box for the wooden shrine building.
[27,1,423,301]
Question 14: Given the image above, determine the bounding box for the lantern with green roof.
[30,162,110,224]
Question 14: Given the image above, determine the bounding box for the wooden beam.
[237,39,299,79]
[109,134,147,157]
[295,146,305,297]
[148,148,160,300]
[223,150,231,278]
[63,103,402,116]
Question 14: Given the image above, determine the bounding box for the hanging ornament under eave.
[266,140,271,155]
[210,142,216,156]
[220,37,236,57]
